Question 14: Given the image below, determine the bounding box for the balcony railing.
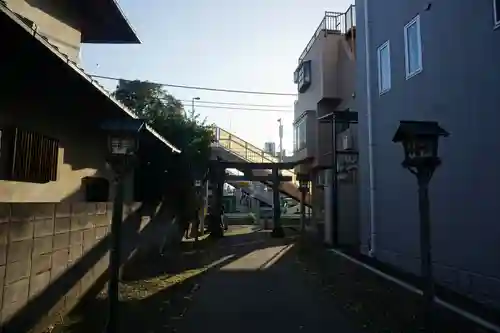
[298,5,356,64]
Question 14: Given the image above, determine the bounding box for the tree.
[113,80,213,223]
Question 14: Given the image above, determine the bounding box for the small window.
[404,15,423,79]
[494,0,500,27]
[377,41,391,94]
[0,128,59,183]
[297,61,312,93]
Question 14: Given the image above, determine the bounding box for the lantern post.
[393,120,449,331]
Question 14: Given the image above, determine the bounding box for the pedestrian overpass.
[210,126,311,207]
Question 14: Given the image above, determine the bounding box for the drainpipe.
[363,0,376,257]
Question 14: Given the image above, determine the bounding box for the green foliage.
[113,80,213,217]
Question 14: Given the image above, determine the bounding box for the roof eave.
[0,3,178,153]
[79,0,141,44]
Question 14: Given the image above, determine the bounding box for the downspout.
[363,0,376,257]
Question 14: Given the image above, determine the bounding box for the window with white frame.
[377,41,391,94]
[494,0,500,27]
[404,15,423,78]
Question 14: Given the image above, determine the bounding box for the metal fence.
[299,5,356,64]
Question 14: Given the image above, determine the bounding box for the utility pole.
[278,118,283,161]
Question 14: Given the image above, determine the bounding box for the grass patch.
[47,227,261,333]
[119,268,206,301]
[48,238,221,333]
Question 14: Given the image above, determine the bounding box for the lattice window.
[0,127,59,183]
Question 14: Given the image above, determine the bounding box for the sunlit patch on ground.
[49,226,254,333]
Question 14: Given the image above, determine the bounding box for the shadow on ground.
[50,226,498,333]
[297,236,496,333]
[50,226,299,333]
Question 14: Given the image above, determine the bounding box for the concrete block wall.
[0,201,172,332]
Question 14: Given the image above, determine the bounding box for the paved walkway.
[177,228,360,333]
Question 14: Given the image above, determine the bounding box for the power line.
[188,104,292,113]
[179,99,293,108]
[90,74,297,97]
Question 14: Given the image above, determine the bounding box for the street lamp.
[392,120,449,331]
[192,97,200,113]
[100,118,145,333]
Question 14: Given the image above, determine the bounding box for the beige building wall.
[5,0,81,62]
[0,98,134,203]
[317,36,356,163]
[292,29,357,241]
[336,38,357,111]
[293,32,352,168]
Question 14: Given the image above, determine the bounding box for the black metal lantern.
[101,118,145,156]
[392,121,449,171]
[299,179,310,192]
[193,168,206,191]
[296,173,310,192]
[194,179,203,196]
[392,120,449,331]
[296,173,310,234]
[100,117,145,333]
[101,118,146,172]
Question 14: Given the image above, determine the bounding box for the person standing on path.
[221,205,228,231]
[206,207,224,238]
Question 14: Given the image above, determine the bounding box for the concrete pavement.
[176,229,360,333]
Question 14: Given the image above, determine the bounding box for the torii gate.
[208,159,310,238]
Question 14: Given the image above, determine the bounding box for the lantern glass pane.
[405,138,434,161]
[110,137,135,155]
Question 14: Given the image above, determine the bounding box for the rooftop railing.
[298,5,356,64]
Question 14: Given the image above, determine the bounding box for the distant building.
[291,6,357,247]
[264,142,276,156]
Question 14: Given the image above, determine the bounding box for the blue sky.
[82,0,352,154]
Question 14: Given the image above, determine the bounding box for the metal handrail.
[226,128,278,162]
[298,5,356,64]
[212,127,277,162]
[212,126,296,177]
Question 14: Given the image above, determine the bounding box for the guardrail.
[298,5,356,64]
